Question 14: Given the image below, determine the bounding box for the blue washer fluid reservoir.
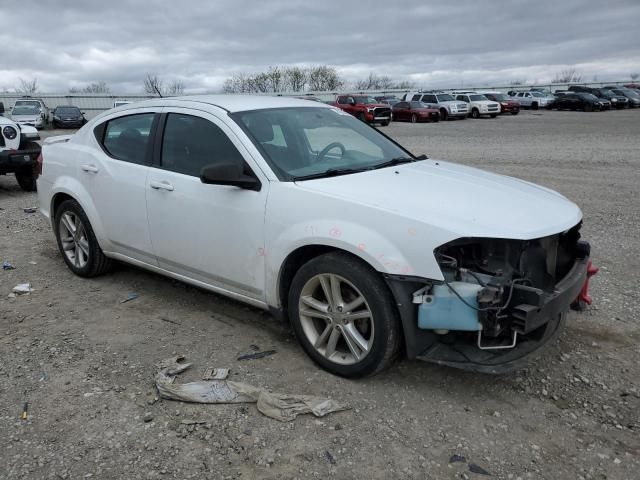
[417,282,483,331]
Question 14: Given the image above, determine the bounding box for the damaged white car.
[36,96,595,377]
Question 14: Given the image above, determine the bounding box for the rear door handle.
[149,180,174,191]
[81,164,99,173]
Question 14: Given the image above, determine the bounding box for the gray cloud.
[1,0,639,93]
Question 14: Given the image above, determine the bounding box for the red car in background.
[332,95,391,126]
[392,101,440,123]
[482,92,520,115]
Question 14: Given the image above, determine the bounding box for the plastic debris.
[469,463,491,475]
[12,283,33,295]
[449,454,467,463]
[121,292,138,303]
[324,450,337,465]
[202,367,229,380]
[2,261,16,270]
[155,356,348,422]
[237,348,277,361]
[23,207,37,214]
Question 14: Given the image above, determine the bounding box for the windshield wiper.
[371,155,426,170]
[292,167,369,181]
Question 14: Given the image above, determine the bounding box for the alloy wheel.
[298,273,374,365]
[58,211,90,268]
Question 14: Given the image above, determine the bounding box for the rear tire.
[531,102,539,110]
[288,252,401,378]
[380,120,389,126]
[54,199,112,277]
[411,113,417,123]
[584,103,593,112]
[511,111,519,115]
[16,169,37,191]
[15,141,40,192]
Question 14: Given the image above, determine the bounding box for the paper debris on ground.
[3,261,16,270]
[155,356,349,422]
[12,283,33,295]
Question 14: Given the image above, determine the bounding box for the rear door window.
[101,113,155,164]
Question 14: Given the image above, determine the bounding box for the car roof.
[117,95,332,113]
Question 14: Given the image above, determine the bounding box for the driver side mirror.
[200,162,261,191]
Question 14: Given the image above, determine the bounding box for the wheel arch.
[49,181,109,251]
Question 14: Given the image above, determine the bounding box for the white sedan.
[37,95,592,376]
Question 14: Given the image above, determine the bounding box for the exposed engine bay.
[399,223,593,371]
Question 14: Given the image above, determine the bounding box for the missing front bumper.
[385,255,590,374]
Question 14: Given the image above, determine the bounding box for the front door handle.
[81,164,99,173]
[150,180,174,191]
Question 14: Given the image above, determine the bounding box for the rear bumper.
[0,147,40,174]
[385,254,590,373]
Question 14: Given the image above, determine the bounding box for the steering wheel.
[316,142,346,163]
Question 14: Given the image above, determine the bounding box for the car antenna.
[154,85,163,98]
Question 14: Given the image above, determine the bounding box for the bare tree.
[631,73,639,81]
[284,66,307,92]
[165,80,185,95]
[308,66,343,91]
[69,81,109,94]
[17,78,38,94]
[354,73,397,90]
[266,66,284,92]
[143,73,163,95]
[552,67,582,84]
[394,80,414,90]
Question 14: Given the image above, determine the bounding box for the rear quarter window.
[97,113,156,165]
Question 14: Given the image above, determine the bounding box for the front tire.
[54,199,112,277]
[471,108,480,119]
[411,113,417,123]
[440,109,448,121]
[356,112,366,122]
[288,252,401,378]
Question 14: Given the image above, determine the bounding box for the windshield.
[232,107,412,181]
[489,93,509,100]
[469,94,488,101]
[599,90,615,98]
[354,96,379,104]
[531,92,546,97]
[12,106,40,116]
[15,101,40,108]
[436,94,454,101]
[578,93,598,100]
[55,107,80,115]
[410,101,430,108]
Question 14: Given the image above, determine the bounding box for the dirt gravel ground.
[1,109,639,480]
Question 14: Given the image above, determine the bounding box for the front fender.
[266,220,414,305]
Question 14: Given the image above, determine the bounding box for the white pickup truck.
[509,91,555,109]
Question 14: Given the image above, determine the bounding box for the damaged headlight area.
[407,223,591,372]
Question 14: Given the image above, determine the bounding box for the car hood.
[294,160,582,240]
[11,115,40,122]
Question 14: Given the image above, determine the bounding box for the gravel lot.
[1,109,639,480]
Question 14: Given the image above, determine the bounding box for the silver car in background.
[10,104,45,129]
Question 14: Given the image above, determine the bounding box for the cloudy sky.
[1,0,639,93]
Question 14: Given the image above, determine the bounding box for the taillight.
[35,153,43,176]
